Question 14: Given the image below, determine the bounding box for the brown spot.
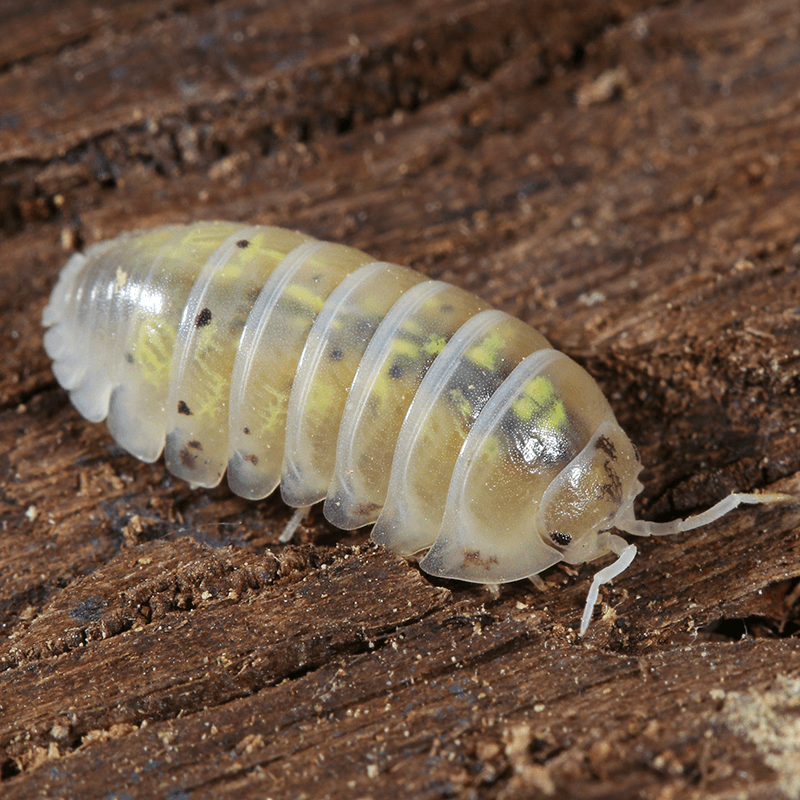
[354,502,381,517]
[244,453,259,465]
[177,400,192,416]
[195,307,212,328]
[598,461,623,504]
[243,427,250,435]
[595,435,617,459]
[462,549,500,570]
[180,448,196,469]
[550,531,572,547]
[237,239,250,248]
[188,440,203,451]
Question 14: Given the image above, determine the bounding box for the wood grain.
[1,0,799,796]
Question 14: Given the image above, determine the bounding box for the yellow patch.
[306,378,338,419]
[132,319,177,389]
[191,346,232,419]
[245,384,288,437]
[543,399,568,431]
[465,330,506,370]
[422,335,448,356]
[283,283,326,315]
[389,338,420,360]
[448,388,473,421]
[400,318,423,338]
[512,375,568,430]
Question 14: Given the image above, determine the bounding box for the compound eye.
[549,531,572,548]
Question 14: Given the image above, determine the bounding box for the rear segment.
[43,222,243,462]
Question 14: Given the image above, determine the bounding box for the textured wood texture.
[1,0,799,797]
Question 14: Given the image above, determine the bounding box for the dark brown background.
[1,0,799,797]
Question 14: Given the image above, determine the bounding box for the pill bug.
[42,221,790,634]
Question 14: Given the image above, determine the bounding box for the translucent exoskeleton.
[42,221,792,634]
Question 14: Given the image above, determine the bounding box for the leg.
[580,533,637,637]
[279,505,312,543]
[529,574,547,592]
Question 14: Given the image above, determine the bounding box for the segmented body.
[44,221,785,632]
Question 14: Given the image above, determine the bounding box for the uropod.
[42,221,791,634]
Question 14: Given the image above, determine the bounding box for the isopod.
[42,221,790,634]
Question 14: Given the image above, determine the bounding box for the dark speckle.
[355,319,376,338]
[178,400,192,416]
[462,549,500,570]
[440,304,454,313]
[125,352,134,364]
[388,363,403,379]
[237,239,250,248]
[243,427,250,435]
[245,453,259,465]
[600,462,623,504]
[195,307,212,328]
[188,440,203,451]
[595,435,617,459]
[550,531,572,547]
[329,347,344,361]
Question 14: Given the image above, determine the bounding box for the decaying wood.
[1,0,799,797]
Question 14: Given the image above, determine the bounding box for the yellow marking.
[369,375,392,411]
[132,319,177,389]
[389,338,420,360]
[400,319,423,338]
[480,434,501,463]
[544,399,568,431]
[422,335,448,356]
[305,378,337,419]
[465,331,506,371]
[244,384,288,438]
[283,283,326,315]
[215,246,289,284]
[190,344,232,419]
[511,395,535,421]
[448,388,473,420]
[512,375,569,430]
[524,375,551,401]
[215,261,243,282]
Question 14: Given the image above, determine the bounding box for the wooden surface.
[1,0,799,797]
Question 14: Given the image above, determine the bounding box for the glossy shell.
[43,221,647,588]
